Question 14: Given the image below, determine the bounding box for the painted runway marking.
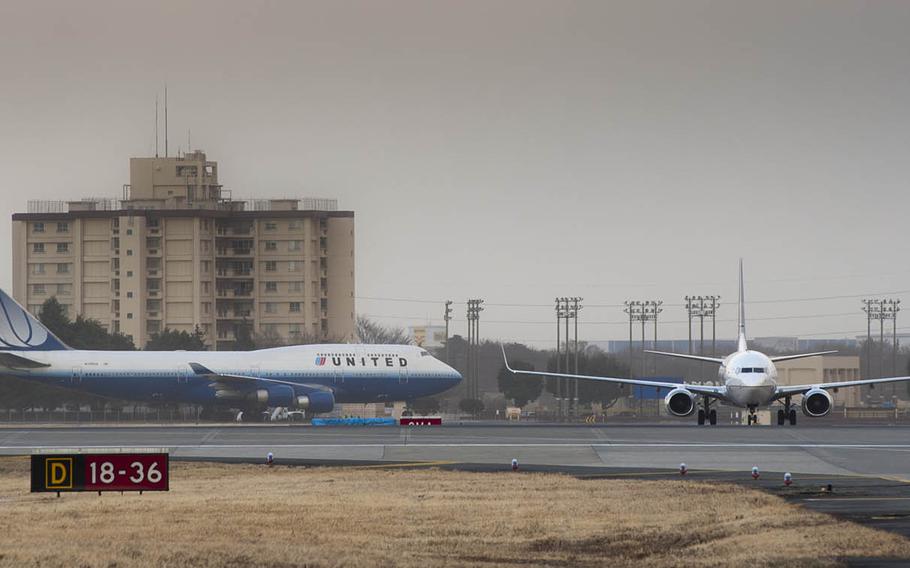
[4,443,910,449]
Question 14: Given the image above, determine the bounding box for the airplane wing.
[501,346,725,397]
[776,374,910,396]
[0,352,51,369]
[188,362,332,392]
[769,351,838,363]
[644,350,725,364]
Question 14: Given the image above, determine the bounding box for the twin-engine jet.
[504,261,910,425]
[0,289,461,419]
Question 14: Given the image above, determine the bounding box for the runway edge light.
[751,466,760,480]
[784,472,792,486]
[679,463,687,476]
[511,458,518,472]
[267,452,274,466]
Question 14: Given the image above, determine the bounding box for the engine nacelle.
[801,389,833,417]
[665,388,697,417]
[248,386,296,407]
[295,391,335,414]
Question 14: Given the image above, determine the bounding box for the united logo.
[315,356,327,366]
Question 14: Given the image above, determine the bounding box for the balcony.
[216,268,254,278]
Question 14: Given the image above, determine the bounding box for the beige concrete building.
[12,151,355,350]
[775,355,862,407]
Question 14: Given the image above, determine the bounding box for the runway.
[2,423,910,481]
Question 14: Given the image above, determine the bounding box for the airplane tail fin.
[737,259,748,353]
[0,289,69,351]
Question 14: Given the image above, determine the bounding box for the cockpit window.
[420,350,430,357]
[738,367,766,374]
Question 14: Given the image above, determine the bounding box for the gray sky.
[2,0,909,347]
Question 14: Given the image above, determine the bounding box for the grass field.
[0,457,908,567]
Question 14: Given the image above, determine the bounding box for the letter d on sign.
[45,457,73,490]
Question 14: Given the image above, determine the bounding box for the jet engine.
[665,388,697,417]
[247,386,335,413]
[801,389,833,417]
[295,391,335,414]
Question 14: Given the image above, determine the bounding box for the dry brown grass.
[0,457,908,567]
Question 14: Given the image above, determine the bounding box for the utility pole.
[571,297,583,418]
[443,300,453,364]
[623,301,643,377]
[863,299,876,380]
[555,298,564,420]
[641,300,663,375]
[685,296,696,354]
[465,299,483,413]
[880,299,901,377]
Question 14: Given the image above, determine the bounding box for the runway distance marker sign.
[31,453,169,493]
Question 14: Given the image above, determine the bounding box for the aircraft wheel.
[697,409,706,425]
[709,409,717,426]
[788,409,797,426]
[777,409,785,426]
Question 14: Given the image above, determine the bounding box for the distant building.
[408,325,447,349]
[12,151,355,350]
[775,355,862,407]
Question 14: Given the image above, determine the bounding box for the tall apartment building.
[12,151,355,350]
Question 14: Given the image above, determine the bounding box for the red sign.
[83,454,168,492]
[400,416,442,426]
[32,453,169,493]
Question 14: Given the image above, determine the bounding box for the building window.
[126,229,133,235]
[289,240,302,252]
[265,241,277,252]
[56,283,72,296]
[288,261,300,272]
[56,263,70,274]
[148,218,160,228]
[33,222,44,233]
[32,243,45,254]
[126,249,133,256]
[31,263,45,275]
[127,292,133,298]
[289,221,301,230]
[265,281,278,293]
[290,281,304,292]
[56,243,69,254]
[289,302,301,313]
[32,284,46,295]
[111,258,120,270]
[289,324,301,338]
[126,270,133,277]
[127,313,133,319]
[264,222,277,231]
[56,222,69,233]
[264,302,277,314]
[265,261,277,272]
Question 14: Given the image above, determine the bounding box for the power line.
[356,289,910,309]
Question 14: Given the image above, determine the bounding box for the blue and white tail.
[0,290,69,351]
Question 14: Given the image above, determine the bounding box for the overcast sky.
[2,0,909,347]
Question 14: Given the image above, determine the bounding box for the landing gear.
[747,406,758,425]
[697,396,717,426]
[777,397,797,426]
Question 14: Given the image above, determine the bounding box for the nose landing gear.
[697,396,717,426]
[747,406,758,425]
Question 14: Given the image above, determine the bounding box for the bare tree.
[355,315,412,345]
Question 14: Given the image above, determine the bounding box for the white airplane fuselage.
[716,350,778,408]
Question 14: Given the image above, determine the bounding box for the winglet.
[501,344,515,373]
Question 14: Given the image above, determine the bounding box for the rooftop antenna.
[187,128,191,154]
[164,84,168,158]
[155,94,159,158]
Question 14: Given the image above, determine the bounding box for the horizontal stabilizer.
[644,350,725,364]
[769,351,838,363]
[0,352,50,369]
